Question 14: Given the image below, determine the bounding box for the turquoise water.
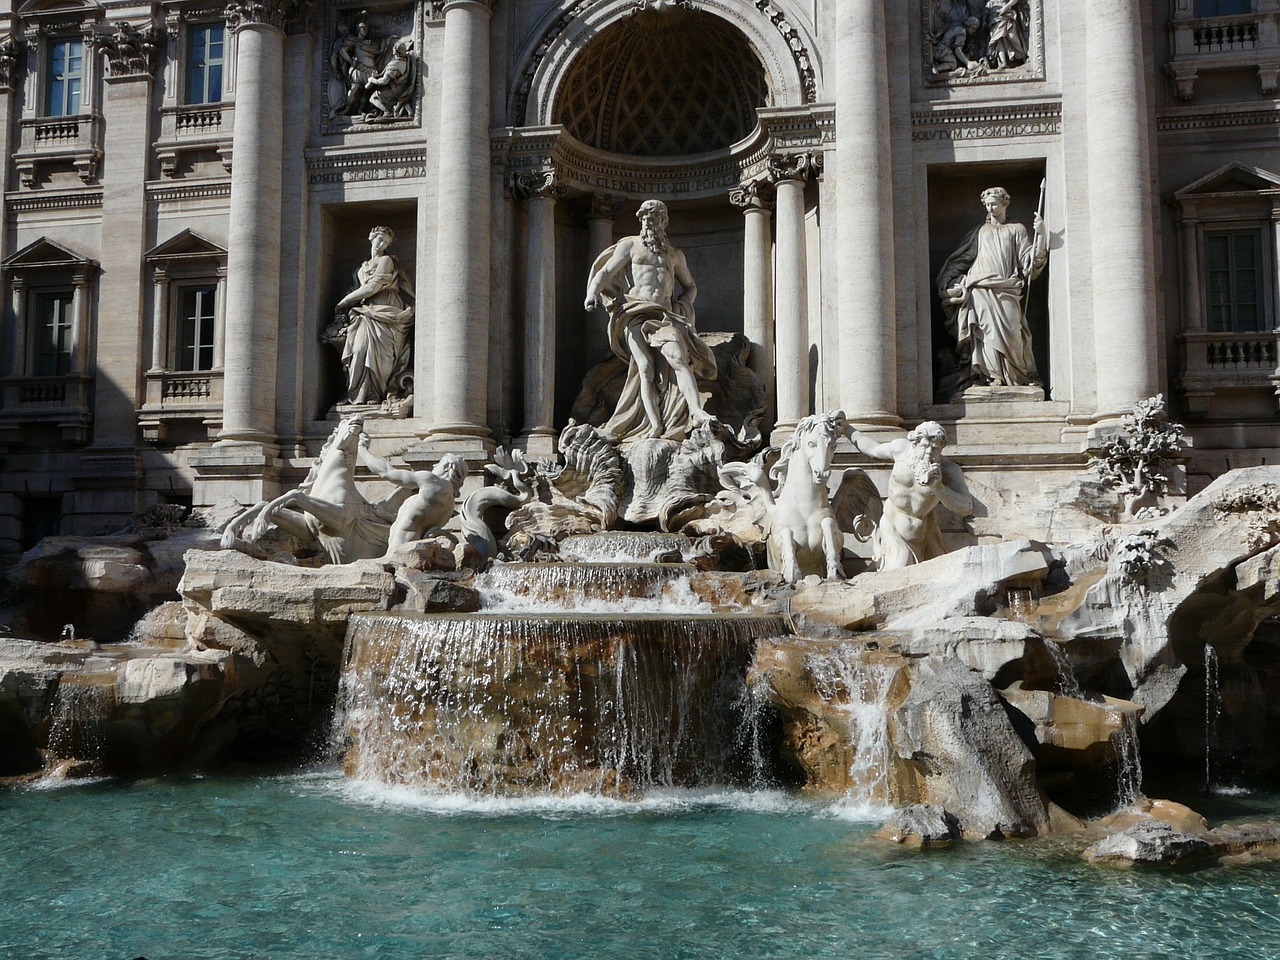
[3,770,1280,960]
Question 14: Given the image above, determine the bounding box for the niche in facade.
[317,202,417,419]
[926,161,1050,404]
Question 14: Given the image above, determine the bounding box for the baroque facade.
[0,0,1277,563]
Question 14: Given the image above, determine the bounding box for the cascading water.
[560,532,690,563]
[340,612,789,794]
[806,647,899,806]
[45,677,116,770]
[338,532,790,796]
[477,562,711,613]
[1204,644,1221,794]
[1044,640,1081,698]
[1114,711,1145,809]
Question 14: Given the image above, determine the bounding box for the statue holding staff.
[937,184,1047,393]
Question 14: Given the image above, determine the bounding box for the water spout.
[1204,644,1220,795]
[1114,711,1145,809]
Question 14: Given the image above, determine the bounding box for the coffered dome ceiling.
[553,10,771,158]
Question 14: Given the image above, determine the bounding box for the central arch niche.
[553,10,771,157]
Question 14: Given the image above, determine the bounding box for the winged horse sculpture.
[717,411,881,584]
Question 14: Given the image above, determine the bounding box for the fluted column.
[218,2,294,444]
[515,170,565,454]
[586,194,626,366]
[432,0,493,443]
[730,179,775,420]
[770,154,819,435]
[1086,0,1159,417]
[835,0,898,426]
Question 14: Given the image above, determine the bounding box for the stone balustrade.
[1167,3,1280,98]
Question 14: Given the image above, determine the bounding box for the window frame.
[29,286,77,377]
[1204,227,1267,333]
[44,36,85,117]
[184,22,226,106]
[171,281,220,372]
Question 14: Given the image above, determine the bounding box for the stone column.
[1086,0,1159,417]
[218,2,293,445]
[431,0,494,445]
[834,0,898,426]
[586,194,626,367]
[769,154,819,435]
[515,170,565,455]
[730,179,776,421]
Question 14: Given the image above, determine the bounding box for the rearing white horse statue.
[219,415,404,564]
[718,411,880,584]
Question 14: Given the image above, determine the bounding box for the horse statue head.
[772,411,845,488]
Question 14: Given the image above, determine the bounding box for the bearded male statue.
[843,420,972,570]
[584,199,717,443]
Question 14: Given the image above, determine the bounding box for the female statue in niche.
[326,225,414,407]
[937,186,1046,395]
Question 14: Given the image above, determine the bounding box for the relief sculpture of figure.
[326,226,414,407]
[340,15,382,117]
[843,421,973,571]
[364,39,415,121]
[985,0,1030,70]
[937,186,1047,393]
[583,199,717,443]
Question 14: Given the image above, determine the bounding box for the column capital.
[589,192,628,221]
[0,35,21,92]
[224,0,310,33]
[430,0,494,19]
[766,151,823,186]
[93,19,160,79]
[730,179,776,213]
[509,168,568,202]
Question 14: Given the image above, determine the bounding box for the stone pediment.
[1,236,96,271]
[1175,162,1280,199]
[144,229,227,265]
[16,0,101,15]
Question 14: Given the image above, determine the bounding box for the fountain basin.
[340,611,790,796]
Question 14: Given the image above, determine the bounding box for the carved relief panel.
[321,3,422,133]
[923,0,1044,86]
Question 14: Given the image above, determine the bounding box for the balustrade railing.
[1192,14,1261,51]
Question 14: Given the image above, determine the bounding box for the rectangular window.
[32,290,75,376]
[187,25,225,104]
[1206,229,1265,333]
[176,285,217,371]
[1194,0,1253,15]
[45,39,84,117]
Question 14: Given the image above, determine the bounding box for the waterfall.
[560,532,691,563]
[1204,644,1220,795]
[808,647,897,805]
[477,562,710,613]
[1006,586,1034,622]
[46,678,116,769]
[1114,710,1145,809]
[338,611,789,795]
[1044,640,1081,698]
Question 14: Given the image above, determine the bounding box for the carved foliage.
[1213,483,1280,550]
[0,35,21,89]
[224,0,311,31]
[1089,395,1187,506]
[95,20,160,78]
